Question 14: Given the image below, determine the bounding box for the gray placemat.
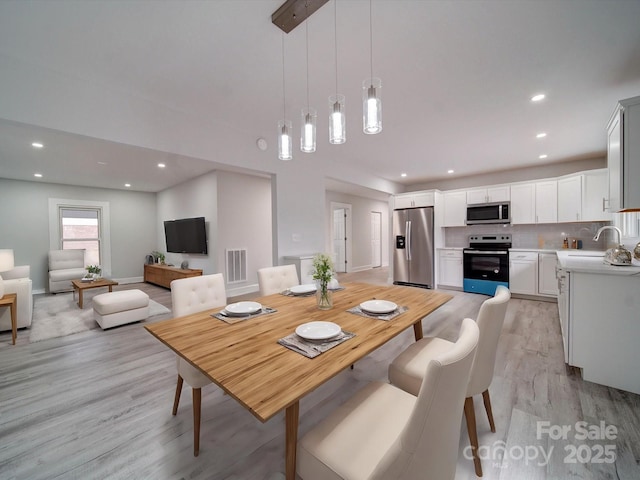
[347,305,408,321]
[212,307,277,324]
[278,330,355,358]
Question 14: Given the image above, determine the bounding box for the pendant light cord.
[334,0,338,95]
[369,0,373,81]
[281,33,286,120]
[305,3,310,111]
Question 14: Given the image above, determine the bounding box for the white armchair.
[0,265,33,331]
[48,249,86,293]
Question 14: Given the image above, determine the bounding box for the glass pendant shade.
[278,120,293,160]
[300,107,317,153]
[329,94,346,144]
[362,77,382,134]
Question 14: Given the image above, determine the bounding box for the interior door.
[332,208,347,273]
[370,211,382,268]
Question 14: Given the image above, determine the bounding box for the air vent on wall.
[226,249,247,284]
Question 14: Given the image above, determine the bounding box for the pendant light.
[278,33,292,160]
[363,0,382,134]
[329,0,345,144]
[301,8,316,153]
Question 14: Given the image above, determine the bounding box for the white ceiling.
[1,0,640,193]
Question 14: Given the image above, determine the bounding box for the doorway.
[370,211,382,268]
[331,202,352,273]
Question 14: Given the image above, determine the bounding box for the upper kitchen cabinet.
[511,180,557,224]
[558,170,611,223]
[394,191,435,209]
[442,191,466,227]
[607,95,640,212]
[466,185,510,205]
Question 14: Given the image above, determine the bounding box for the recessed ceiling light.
[400,173,407,177]
[447,169,454,174]
[539,154,548,159]
[97,161,107,165]
[536,132,547,138]
[31,142,44,148]
[157,163,166,168]
[34,173,43,178]
[124,183,131,187]
[531,94,545,102]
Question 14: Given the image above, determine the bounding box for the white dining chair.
[257,264,299,296]
[388,285,511,476]
[297,318,479,480]
[170,273,227,457]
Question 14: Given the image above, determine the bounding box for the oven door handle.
[464,250,509,255]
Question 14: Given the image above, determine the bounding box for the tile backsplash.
[445,222,610,250]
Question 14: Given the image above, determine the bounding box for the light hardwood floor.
[0,268,638,479]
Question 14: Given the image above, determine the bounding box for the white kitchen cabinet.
[535,180,558,223]
[510,183,536,224]
[442,191,466,227]
[466,185,510,205]
[394,191,435,209]
[557,175,582,222]
[538,252,558,296]
[438,249,463,288]
[607,95,640,212]
[509,251,538,294]
[582,169,611,221]
[557,170,611,223]
[570,272,640,394]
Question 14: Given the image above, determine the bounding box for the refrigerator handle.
[406,220,412,261]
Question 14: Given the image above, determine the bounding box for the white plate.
[359,299,398,314]
[224,301,262,316]
[289,284,317,295]
[295,321,341,341]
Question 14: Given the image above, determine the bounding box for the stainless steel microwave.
[466,202,510,225]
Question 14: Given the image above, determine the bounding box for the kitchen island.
[556,250,640,395]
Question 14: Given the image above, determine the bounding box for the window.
[60,208,101,266]
[49,198,111,276]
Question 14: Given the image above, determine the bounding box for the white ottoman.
[93,289,149,329]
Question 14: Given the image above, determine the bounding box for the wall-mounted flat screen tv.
[164,216,208,254]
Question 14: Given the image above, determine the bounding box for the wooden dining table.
[145,282,452,480]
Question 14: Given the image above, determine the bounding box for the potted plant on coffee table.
[85,264,102,281]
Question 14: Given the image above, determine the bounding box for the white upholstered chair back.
[257,264,299,296]
[48,249,84,270]
[370,318,479,480]
[171,273,227,317]
[467,285,511,396]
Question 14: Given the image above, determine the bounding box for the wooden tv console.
[144,264,203,289]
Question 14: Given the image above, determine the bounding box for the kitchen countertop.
[509,248,559,254]
[556,250,640,275]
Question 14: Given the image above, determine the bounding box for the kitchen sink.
[567,252,604,257]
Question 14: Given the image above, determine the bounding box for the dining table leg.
[285,401,300,480]
[413,321,424,341]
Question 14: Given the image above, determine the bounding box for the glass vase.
[316,282,333,310]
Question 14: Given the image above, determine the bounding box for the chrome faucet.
[593,225,622,243]
[593,225,632,265]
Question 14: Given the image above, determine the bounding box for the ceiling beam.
[271,0,330,33]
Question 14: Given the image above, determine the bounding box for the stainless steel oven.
[463,234,511,295]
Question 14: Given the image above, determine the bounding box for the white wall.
[325,191,390,271]
[157,170,273,295]
[157,171,218,274]
[0,178,157,292]
[216,171,272,294]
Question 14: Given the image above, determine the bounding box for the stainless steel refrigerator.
[393,207,434,288]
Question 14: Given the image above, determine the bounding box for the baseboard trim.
[227,283,260,297]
